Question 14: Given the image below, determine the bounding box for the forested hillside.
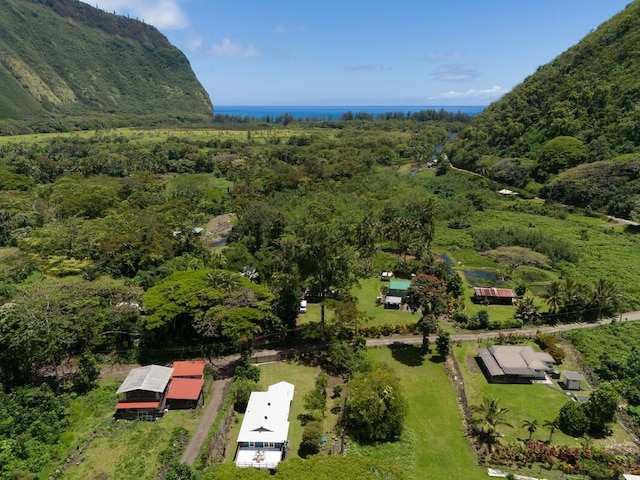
[447,0,640,218]
[0,0,212,129]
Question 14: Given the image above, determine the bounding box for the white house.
[235,381,295,469]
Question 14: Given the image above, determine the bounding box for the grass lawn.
[363,346,486,480]
[62,376,204,480]
[453,341,632,448]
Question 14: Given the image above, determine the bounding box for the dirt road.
[365,310,640,347]
[180,377,233,466]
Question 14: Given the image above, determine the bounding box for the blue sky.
[88,1,630,106]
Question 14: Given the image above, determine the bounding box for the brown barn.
[473,287,515,305]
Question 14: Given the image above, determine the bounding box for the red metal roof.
[474,287,515,298]
[115,401,160,410]
[166,378,204,400]
[171,360,206,378]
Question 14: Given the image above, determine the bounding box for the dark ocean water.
[213,105,485,120]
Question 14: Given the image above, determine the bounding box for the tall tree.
[344,363,407,443]
[298,197,357,324]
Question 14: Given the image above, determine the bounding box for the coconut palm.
[470,397,513,450]
[590,278,621,320]
[543,417,560,444]
[514,296,539,325]
[522,418,538,441]
[541,280,563,317]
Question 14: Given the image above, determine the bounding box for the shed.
[562,371,584,391]
[473,287,515,305]
[166,378,205,409]
[172,360,206,379]
[385,279,411,309]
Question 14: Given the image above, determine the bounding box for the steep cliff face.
[448,1,640,171]
[0,0,212,121]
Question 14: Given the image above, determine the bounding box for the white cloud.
[184,33,203,52]
[274,23,306,34]
[210,38,262,57]
[433,85,508,100]
[90,0,189,29]
[424,51,463,61]
[434,64,479,82]
[346,64,392,72]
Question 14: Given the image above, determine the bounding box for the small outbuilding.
[166,378,205,409]
[166,360,206,409]
[473,287,515,305]
[172,360,206,379]
[562,371,584,391]
[384,279,411,309]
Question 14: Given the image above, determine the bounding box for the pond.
[463,270,502,287]
[211,236,228,247]
[437,254,453,264]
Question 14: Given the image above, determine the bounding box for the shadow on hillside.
[388,343,424,367]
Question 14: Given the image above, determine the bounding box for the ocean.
[213,105,485,120]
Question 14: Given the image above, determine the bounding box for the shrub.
[233,379,259,413]
[300,421,323,457]
[558,401,589,437]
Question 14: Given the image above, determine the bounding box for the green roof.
[389,279,411,291]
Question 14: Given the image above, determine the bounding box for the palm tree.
[522,418,538,441]
[470,397,513,450]
[543,417,559,444]
[514,296,539,325]
[590,278,621,320]
[542,280,563,317]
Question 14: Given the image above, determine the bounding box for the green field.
[61,377,206,480]
[453,342,632,448]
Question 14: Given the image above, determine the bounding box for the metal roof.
[237,381,294,444]
[166,378,204,400]
[485,345,554,377]
[474,288,515,298]
[116,365,174,394]
[389,279,411,290]
[478,348,505,377]
[563,371,584,381]
[115,401,160,410]
[172,360,206,378]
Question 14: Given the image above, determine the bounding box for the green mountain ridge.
[447,0,640,216]
[0,0,212,123]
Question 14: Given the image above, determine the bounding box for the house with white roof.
[235,381,295,469]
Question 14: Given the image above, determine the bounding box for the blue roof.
[389,279,411,290]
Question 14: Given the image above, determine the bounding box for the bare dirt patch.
[202,213,236,248]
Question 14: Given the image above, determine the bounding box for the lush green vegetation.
[0,0,212,129]
[0,110,637,478]
[448,1,640,218]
